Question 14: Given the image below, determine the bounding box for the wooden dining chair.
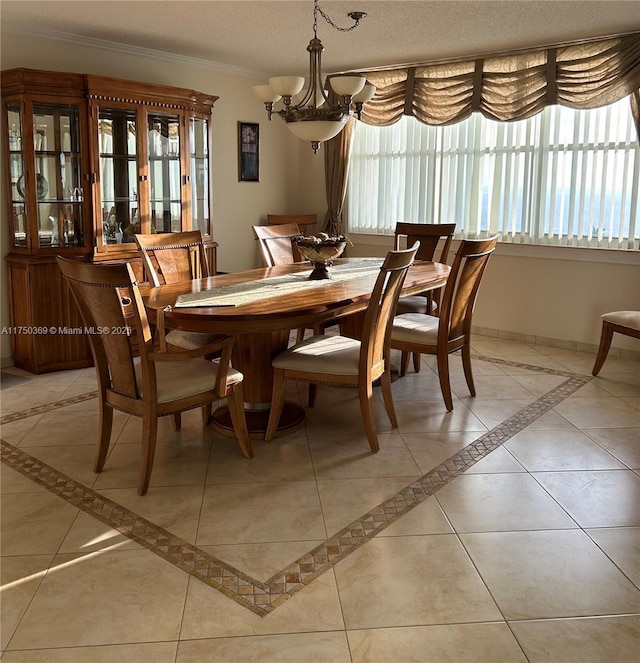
[394,222,457,372]
[592,311,640,375]
[390,236,498,411]
[253,223,303,267]
[57,256,252,495]
[267,213,317,235]
[265,242,420,452]
[135,231,225,352]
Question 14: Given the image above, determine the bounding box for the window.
[347,97,639,250]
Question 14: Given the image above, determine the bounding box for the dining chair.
[267,213,317,235]
[57,256,252,495]
[592,310,640,375]
[394,222,457,372]
[390,235,498,411]
[135,231,225,352]
[265,242,420,452]
[253,223,303,267]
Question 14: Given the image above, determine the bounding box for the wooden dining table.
[143,257,450,440]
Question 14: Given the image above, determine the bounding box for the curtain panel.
[357,32,640,128]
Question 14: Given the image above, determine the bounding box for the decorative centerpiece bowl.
[294,233,348,280]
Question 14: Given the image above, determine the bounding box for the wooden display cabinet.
[2,68,218,373]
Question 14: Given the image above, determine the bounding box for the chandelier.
[253,0,376,154]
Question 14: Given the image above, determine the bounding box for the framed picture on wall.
[238,122,259,182]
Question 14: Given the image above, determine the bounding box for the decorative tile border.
[1,356,591,615]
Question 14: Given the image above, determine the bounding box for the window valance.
[356,32,640,126]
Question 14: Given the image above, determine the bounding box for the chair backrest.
[394,222,456,264]
[135,231,210,287]
[438,236,498,344]
[253,223,303,267]
[360,242,420,378]
[267,214,317,235]
[57,256,151,400]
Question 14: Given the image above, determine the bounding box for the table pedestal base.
[210,401,305,440]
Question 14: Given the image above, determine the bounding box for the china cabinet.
[2,69,218,372]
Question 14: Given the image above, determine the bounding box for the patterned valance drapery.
[323,32,640,235]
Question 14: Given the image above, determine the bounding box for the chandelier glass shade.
[253,0,376,153]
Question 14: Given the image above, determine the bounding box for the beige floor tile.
[436,473,577,532]
[334,534,502,629]
[622,396,640,411]
[379,496,453,536]
[19,444,105,487]
[0,385,70,415]
[180,570,344,639]
[461,530,640,620]
[494,355,567,374]
[7,549,189,650]
[176,631,351,663]
[0,642,178,662]
[586,527,640,587]
[533,469,640,527]
[386,371,451,402]
[509,615,640,663]
[1,492,79,556]
[58,512,139,553]
[0,416,44,446]
[464,398,534,429]
[464,447,526,474]
[583,428,640,469]
[472,339,545,358]
[1,555,54,650]
[554,397,640,428]
[450,374,538,402]
[201,540,325,583]
[393,399,487,433]
[507,372,569,396]
[207,435,314,484]
[317,476,420,536]
[196,481,326,546]
[401,431,487,474]
[348,623,528,663]
[114,410,213,446]
[0,464,48,494]
[505,430,627,471]
[309,432,421,480]
[521,408,578,430]
[592,372,640,398]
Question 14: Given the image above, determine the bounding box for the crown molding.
[1,22,269,80]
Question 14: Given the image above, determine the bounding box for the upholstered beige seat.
[57,256,252,495]
[135,231,224,352]
[390,236,498,411]
[592,311,640,375]
[265,243,419,452]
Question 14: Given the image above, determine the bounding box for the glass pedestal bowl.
[294,239,346,280]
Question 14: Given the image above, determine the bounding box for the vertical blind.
[347,97,639,249]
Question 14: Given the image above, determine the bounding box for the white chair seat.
[166,330,224,350]
[135,357,243,403]
[602,311,640,330]
[272,334,362,376]
[392,313,440,344]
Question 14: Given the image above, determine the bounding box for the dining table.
[143,257,450,440]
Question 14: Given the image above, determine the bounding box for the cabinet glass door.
[7,103,26,248]
[98,107,139,245]
[190,116,210,237]
[148,113,182,233]
[32,103,85,249]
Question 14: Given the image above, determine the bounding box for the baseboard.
[472,326,640,361]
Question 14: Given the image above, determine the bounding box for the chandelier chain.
[314,0,364,35]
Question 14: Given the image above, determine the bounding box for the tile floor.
[1,337,639,662]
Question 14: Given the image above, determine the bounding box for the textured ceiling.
[2,1,639,77]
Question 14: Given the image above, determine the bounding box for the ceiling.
[2,1,640,78]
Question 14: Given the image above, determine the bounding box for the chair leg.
[437,352,454,412]
[201,403,212,424]
[412,352,421,373]
[592,321,614,376]
[138,414,159,496]
[95,401,113,473]
[358,381,379,452]
[170,412,181,431]
[226,386,253,459]
[400,351,410,376]
[308,383,318,406]
[295,328,305,344]
[461,342,476,397]
[379,370,398,429]
[265,369,286,442]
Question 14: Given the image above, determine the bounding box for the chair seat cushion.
[272,334,362,376]
[396,295,438,315]
[392,313,440,344]
[166,330,225,350]
[602,311,640,331]
[135,357,243,403]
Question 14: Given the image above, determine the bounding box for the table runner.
[174,258,384,308]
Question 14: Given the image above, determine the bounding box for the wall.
[0,30,330,366]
